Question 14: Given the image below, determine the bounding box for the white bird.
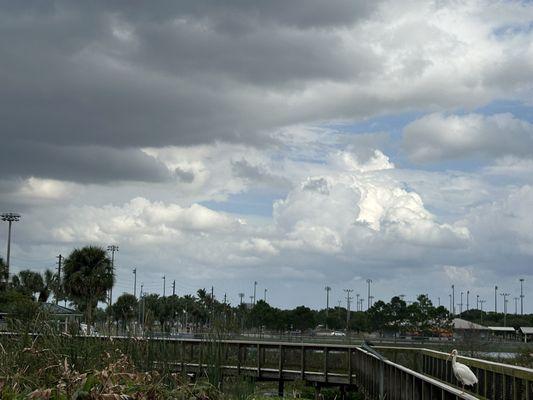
[447,349,478,392]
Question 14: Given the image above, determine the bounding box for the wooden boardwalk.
[139,337,492,399]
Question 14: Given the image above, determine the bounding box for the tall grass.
[0,313,225,399]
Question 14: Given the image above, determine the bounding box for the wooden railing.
[378,346,533,399]
[141,338,480,399]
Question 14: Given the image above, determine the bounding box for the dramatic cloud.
[2,0,533,309]
[2,0,533,183]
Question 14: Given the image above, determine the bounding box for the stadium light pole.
[1,212,20,283]
[366,279,372,310]
[520,278,525,315]
[325,286,331,329]
[494,285,498,313]
[501,293,510,326]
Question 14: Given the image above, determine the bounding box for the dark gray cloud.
[0,0,381,183]
[232,159,291,189]
[0,141,172,183]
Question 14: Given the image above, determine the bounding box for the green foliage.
[111,293,138,330]
[0,289,39,326]
[0,257,8,292]
[63,246,114,328]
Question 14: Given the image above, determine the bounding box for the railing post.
[180,340,185,372]
[279,345,284,378]
[257,343,261,378]
[278,345,284,396]
[324,346,329,383]
[301,345,306,380]
[348,348,353,385]
[379,359,385,399]
[237,343,242,375]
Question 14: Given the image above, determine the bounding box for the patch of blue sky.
[492,20,533,38]
[324,110,426,137]
[474,99,533,122]
[201,190,282,218]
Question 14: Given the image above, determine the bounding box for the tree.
[63,246,114,330]
[37,269,56,302]
[112,293,138,332]
[0,258,8,292]
[13,270,44,300]
[367,300,392,334]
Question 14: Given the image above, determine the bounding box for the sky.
[1,0,533,312]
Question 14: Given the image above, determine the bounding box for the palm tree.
[63,246,114,331]
[37,269,56,303]
[112,293,138,333]
[14,270,44,300]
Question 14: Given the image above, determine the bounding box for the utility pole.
[501,293,510,326]
[162,275,166,297]
[520,278,525,315]
[238,292,244,305]
[55,254,63,305]
[264,288,267,302]
[139,283,144,328]
[356,293,360,311]
[325,286,331,329]
[107,245,118,305]
[366,279,372,310]
[253,281,257,305]
[438,297,441,307]
[359,298,364,311]
[514,297,519,315]
[451,284,455,316]
[1,213,20,284]
[479,299,486,324]
[466,290,470,311]
[494,285,498,313]
[344,289,353,330]
[476,294,479,310]
[133,268,137,299]
[459,292,464,315]
[449,294,452,313]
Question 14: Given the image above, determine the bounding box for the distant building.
[519,327,533,343]
[452,318,489,340]
[0,302,82,332]
[487,326,516,341]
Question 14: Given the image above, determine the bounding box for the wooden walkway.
[139,337,488,399]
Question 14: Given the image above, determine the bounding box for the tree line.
[6,245,530,335]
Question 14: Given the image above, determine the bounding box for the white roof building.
[487,326,516,332]
[452,318,488,330]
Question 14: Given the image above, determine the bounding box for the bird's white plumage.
[449,349,478,387]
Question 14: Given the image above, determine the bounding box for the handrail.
[376,345,533,380]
